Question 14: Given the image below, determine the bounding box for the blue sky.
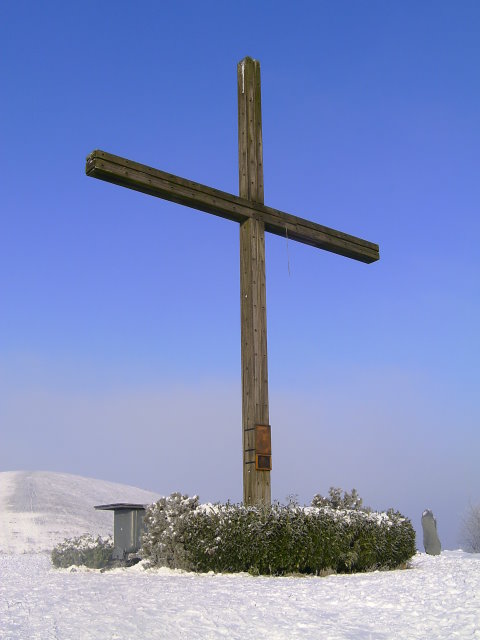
[1,1,479,549]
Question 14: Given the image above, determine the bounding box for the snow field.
[1,551,479,639]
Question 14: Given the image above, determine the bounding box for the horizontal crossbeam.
[86,150,379,263]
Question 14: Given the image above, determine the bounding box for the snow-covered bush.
[460,503,480,552]
[141,494,416,575]
[141,493,199,569]
[51,534,113,569]
[312,487,365,511]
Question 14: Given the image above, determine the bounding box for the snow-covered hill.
[0,471,160,554]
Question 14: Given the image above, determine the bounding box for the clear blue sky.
[1,1,479,549]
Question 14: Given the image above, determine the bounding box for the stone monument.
[422,509,441,555]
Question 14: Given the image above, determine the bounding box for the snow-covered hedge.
[141,493,416,575]
[141,493,199,570]
[51,534,113,569]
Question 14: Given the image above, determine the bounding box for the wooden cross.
[85,57,379,506]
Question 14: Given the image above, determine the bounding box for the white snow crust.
[1,551,479,639]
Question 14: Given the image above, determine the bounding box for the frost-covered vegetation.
[51,533,113,569]
[141,489,416,575]
[312,487,365,511]
[142,493,199,570]
[460,503,480,552]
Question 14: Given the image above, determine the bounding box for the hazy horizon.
[2,1,479,551]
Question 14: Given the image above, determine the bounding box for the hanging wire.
[285,225,291,277]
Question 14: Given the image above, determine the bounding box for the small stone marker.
[422,509,441,555]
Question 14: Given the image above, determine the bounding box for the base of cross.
[243,424,272,505]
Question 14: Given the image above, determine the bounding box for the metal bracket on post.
[255,424,271,471]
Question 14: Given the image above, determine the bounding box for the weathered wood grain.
[86,150,379,264]
[239,57,271,505]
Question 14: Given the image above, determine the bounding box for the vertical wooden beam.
[238,57,271,506]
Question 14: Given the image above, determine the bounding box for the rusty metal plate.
[255,424,271,455]
[255,454,272,471]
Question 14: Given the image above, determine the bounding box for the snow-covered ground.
[1,472,479,639]
[1,551,479,639]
